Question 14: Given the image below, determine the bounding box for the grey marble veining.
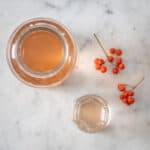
[0,0,150,150]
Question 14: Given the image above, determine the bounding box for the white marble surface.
[0,0,150,149]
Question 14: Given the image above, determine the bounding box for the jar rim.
[6,18,77,87]
[73,95,110,133]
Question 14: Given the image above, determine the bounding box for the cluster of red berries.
[118,84,135,105]
[93,34,144,106]
[94,58,107,73]
[94,48,125,74]
[109,48,125,73]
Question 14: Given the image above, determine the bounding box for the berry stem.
[93,33,116,67]
[124,77,144,90]
[132,77,144,90]
[93,33,109,58]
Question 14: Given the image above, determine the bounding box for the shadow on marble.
[46,67,87,91]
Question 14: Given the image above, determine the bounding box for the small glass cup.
[6,18,77,87]
[73,95,110,133]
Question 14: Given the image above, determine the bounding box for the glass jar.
[73,95,110,133]
[6,18,77,87]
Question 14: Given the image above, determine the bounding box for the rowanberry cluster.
[94,48,125,74]
[109,48,125,74]
[93,33,144,106]
[94,58,107,73]
[118,84,135,105]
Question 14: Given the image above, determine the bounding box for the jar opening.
[73,95,110,133]
[15,25,68,78]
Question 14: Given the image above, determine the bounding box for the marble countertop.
[0,0,150,150]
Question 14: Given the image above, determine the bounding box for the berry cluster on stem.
[93,33,125,74]
[118,77,144,105]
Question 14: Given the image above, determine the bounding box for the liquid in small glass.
[73,95,110,133]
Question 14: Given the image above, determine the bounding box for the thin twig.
[132,77,144,90]
[124,77,144,90]
[93,33,108,58]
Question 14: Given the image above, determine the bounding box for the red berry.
[94,58,100,64]
[109,48,116,54]
[120,94,125,100]
[100,66,107,73]
[99,59,105,65]
[122,98,128,104]
[107,56,114,62]
[127,98,135,105]
[122,91,129,98]
[127,91,134,96]
[94,58,104,65]
[95,64,101,70]
[118,63,125,70]
[112,67,119,74]
[116,58,122,66]
[116,49,122,56]
[118,84,126,91]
